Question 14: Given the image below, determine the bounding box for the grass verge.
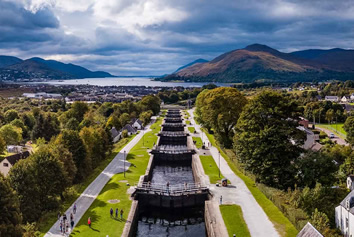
[37,135,136,236]
[202,128,298,237]
[188,127,195,134]
[192,136,203,148]
[70,118,161,236]
[316,123,346,140]
[220,204,251,237]
[199,155,224,183]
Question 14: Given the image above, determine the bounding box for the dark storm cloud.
[1,0,354,75]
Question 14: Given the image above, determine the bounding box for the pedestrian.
[73,203,77,214]
[60,221,62,233]
[88,217,91,228]
[70,213,74,222]
[166,181,170,193]
[115,208,118,218]
[66,222,69,233]
[120,209,124,219]
[71,220,74,230]
[220,195,223,205]
[110,207,113,218]
[63,213,67,222]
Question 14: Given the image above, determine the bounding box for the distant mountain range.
[174,58,208,73]
[0,56,114,80]
[161,44,354,83]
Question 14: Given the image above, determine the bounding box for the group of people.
[58,203,77,235]
[110,207,124,220]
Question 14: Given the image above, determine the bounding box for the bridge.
[134,182,209,196]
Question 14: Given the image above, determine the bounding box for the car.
[329,133,335,138]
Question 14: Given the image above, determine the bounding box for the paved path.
[45,118,155,237]
[189,109,280,237]
[316,126,348,146]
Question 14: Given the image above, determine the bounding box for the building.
[297,126,321,151]
[297,222,323,237]
[132,118,143,130]
[342,96,350,103]
[350,93,354,102]
[347,176,354,191]
[325,96,339,102]
[335,190,354,236]
[110,127,121,143]
[0,151,30,176]
[7,145,23,153]
[120,124,137,136]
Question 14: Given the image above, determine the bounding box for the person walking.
[120,209,124,220]
[73,203,77,214]
[60,221,62,233]
[70,213,74,222]
[66,222,69,233]
[110,207,113,218]
[63,213,67,222]
[220,195,223,205]
[71,220,74,230]
[88,217,91,228]
[115,208,118,218]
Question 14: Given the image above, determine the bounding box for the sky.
[1,0,354,76]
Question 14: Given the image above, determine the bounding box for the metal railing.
[135,182,208,195]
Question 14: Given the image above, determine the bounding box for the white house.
[132,119,143,130]
[297,222,323,237]
[335,190,354,236]
[0,151,30,176]
[351,93,354,102]
[342,96,350,103]
[325,96,339,102]
[348,176,354,191]
[7,145,23,154]
[120,124,137,136]
[110,127,121,143]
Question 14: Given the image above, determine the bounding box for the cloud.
[1,0,354,75]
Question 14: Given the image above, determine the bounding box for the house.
[120,124,137,136]
[335,190,354,236]
[350,93,354,102]
[132,118,143,130]
[7,145,23,154]
[347,175,354,191]
[297,222,323,237]
[325,96,339,102]
[0,151,30,176]
[110,127,121,143]
[297,126,321,151]
[342,96,350,103]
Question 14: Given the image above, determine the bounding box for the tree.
[296,151,337,188]
[55,130,88,182]
[344,116,354,146]
[65,117,80,130]
[310,209,329,235]
[70,101,89,122]
[106,114,121,130]
[4,109,19,123]
[234,90,305,189]
[49,144,77,185]
[325,109,334,124]
[139,95,161,115]
[196,87,247,147]
[31,112,60,141]
[139,110,153,126]
[0,135,5,154]
[119,113,130,127]
[0,124,22,145]
[0,173,23,237]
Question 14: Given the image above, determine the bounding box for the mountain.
[0,56,23,68]
[0,56,114,80]
[160,44,354,83]
[175,58,208,72]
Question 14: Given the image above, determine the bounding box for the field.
[199,155,224,183]
[220,205,251,237]
[316,123,346,139]
[71,120,161,236]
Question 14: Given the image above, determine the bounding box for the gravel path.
[45,119,155,237]
[189,109,280,237]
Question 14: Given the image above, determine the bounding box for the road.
[316,126,348,146]
[45,118,155,237]
[189,109,280,237]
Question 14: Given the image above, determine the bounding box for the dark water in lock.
[150,165,194,185]
[136,207,206,237]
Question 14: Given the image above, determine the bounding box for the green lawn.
[220,205,251,237]
[37,136,136,236]
[188,127,195,134]
[202,128,298,237]
[186,120,191,125]
[71,118,161,236]
[192,136,203,148]
[316,123,347,140]
[199,155,224,183]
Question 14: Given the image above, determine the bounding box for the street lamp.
[218,151,221,178]
[124,150,126,177]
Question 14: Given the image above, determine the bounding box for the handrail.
[135,182,208,195]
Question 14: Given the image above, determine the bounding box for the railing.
[158,131,188,137]
[135,182,208,195]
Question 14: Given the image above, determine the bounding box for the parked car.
[330,133,335,138]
